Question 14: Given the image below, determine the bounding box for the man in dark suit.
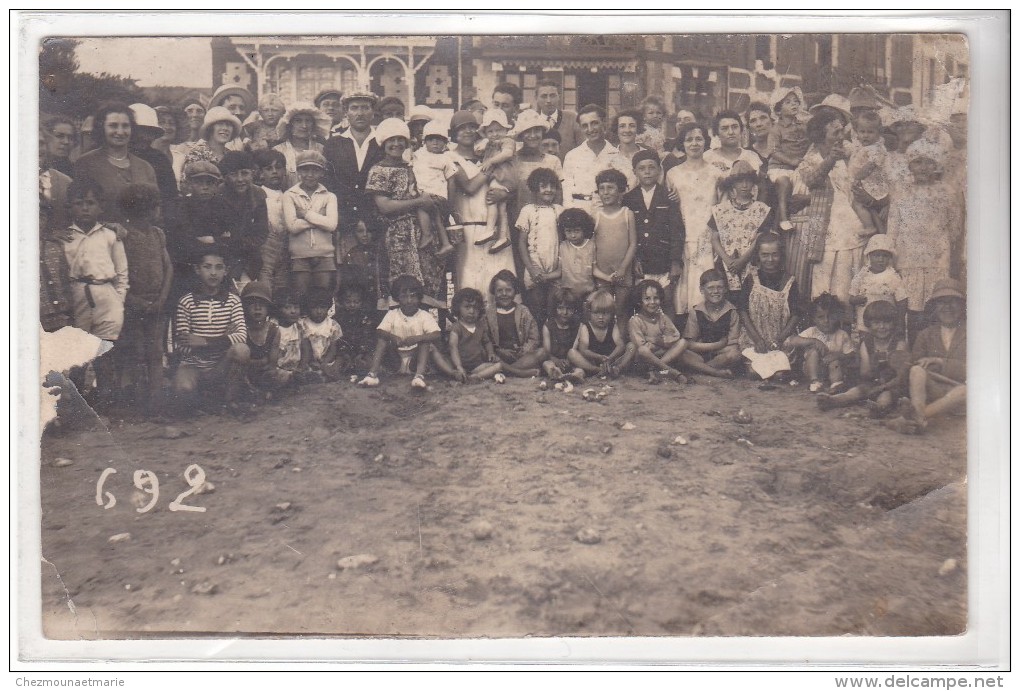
[536,79,584,158]
[622,149,684,318]
[322,90,385,258]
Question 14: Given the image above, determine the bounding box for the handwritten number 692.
[96,464,207,513]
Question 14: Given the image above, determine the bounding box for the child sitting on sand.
[785,293,854,394]
[541,286,586,383]
[432,287,504,384]
[568,288,636,378]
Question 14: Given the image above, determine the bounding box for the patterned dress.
[366,161,444,305]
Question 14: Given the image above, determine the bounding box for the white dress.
[666,161,721,314]
[448,151,516,299]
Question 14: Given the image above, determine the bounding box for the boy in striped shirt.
[172,246,251,415]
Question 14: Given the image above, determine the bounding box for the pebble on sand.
[672,435,688,445]
[938,558,958,576]
[191,582,218,595]
[600,442,613,454]
[470,520,494,540]
[575,528,601,545]
[733,409,753,424]
[337,554,380,570]
[53,458,74,467]
[161,426,189,439]
[656,445,673,459]
[108,532,131,543]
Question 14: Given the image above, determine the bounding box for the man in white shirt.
[562,104,629,216]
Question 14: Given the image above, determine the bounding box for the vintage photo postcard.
[16,11,1009,668]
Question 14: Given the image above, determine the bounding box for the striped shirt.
[175,289,247,366]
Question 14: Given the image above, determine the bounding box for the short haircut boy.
[302,286,334,311]
[218,150,257,176]
[855,110,883,129]
[586,287,616,314]
[488,269,519,296]
[576,103,606,122]
[700,268,727,287]
[713,109,745,134]
[557,207,595,240]
[540,129,561,144]
[252,148,286,169]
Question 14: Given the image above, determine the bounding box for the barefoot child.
[591,169,637,334]
[816,300,908,415]
[411,119,459,258]
[680,269,742,377]
[556,208,597,301]
[786,293,854,394]
[359,274,442,390]
[541,286,586,383]
[517,167,564,327]
[435,287,503,383]
[568,288,636,378]
[300,286,345,382]
[485,269,545,377]
[473,109,517,254]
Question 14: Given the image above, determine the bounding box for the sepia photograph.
[18,12,1007,667]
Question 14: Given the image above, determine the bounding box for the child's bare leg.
[433,208,455,257]
[804,348,823,384]
[542,359,565,380]
[468,361,503,380]
[706,344,743,370]
[776,176,793,230]
[827,359,845,387]
[366,338,388,375]
[817,385,866,411]
[416,208,434,249]
[568,348,602,374]
[613,287,631,340]
[488,202,511,253]
[850,199,877,232]
[680,350,733,378]
[610,343,638,376]
[869,208,886,234]
[474,202,500,245]
[430,347,458,378]
[658,339,690,368]
[414,343,430,377]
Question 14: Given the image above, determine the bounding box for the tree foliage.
[40,38,145,119]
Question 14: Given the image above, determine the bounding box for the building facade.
[212,34,967,118]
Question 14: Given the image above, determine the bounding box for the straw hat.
[275,102,332,140]
[848,86,881,112]
[809,94,852,121]
[374,117,411,146]
[200,106,243,140]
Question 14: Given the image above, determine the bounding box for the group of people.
[39,75,967,433]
